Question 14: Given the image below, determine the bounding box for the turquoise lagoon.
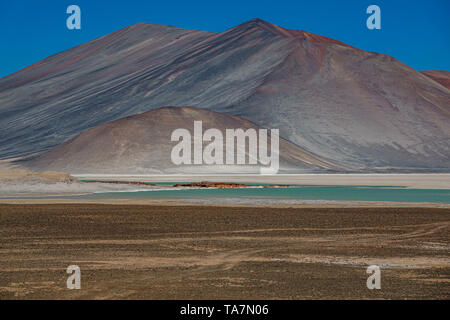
[84,185,450,204]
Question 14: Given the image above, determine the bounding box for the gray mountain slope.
[0,18,449,171]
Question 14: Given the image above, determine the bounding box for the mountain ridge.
[420,70,450,89]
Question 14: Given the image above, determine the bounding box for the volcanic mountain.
[1,18,449,172]
[19,107,339,174]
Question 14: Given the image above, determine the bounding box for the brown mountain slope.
[19,107,339,174]
[421,70,450,89]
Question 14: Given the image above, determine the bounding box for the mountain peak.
[233,18,353,48]
[236,18,297,37]
[244,18,274,26]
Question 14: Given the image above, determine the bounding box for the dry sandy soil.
[0,204,449,299]
[0,169,74,182]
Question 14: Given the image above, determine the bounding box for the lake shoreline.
[1,197,449,208]
[74,173,450,189]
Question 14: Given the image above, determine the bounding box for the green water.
[85,185,450,204]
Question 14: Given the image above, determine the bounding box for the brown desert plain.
[0,203,449,299]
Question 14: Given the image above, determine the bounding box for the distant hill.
[19,107,339,174]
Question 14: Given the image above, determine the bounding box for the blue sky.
[0,0,449,78]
